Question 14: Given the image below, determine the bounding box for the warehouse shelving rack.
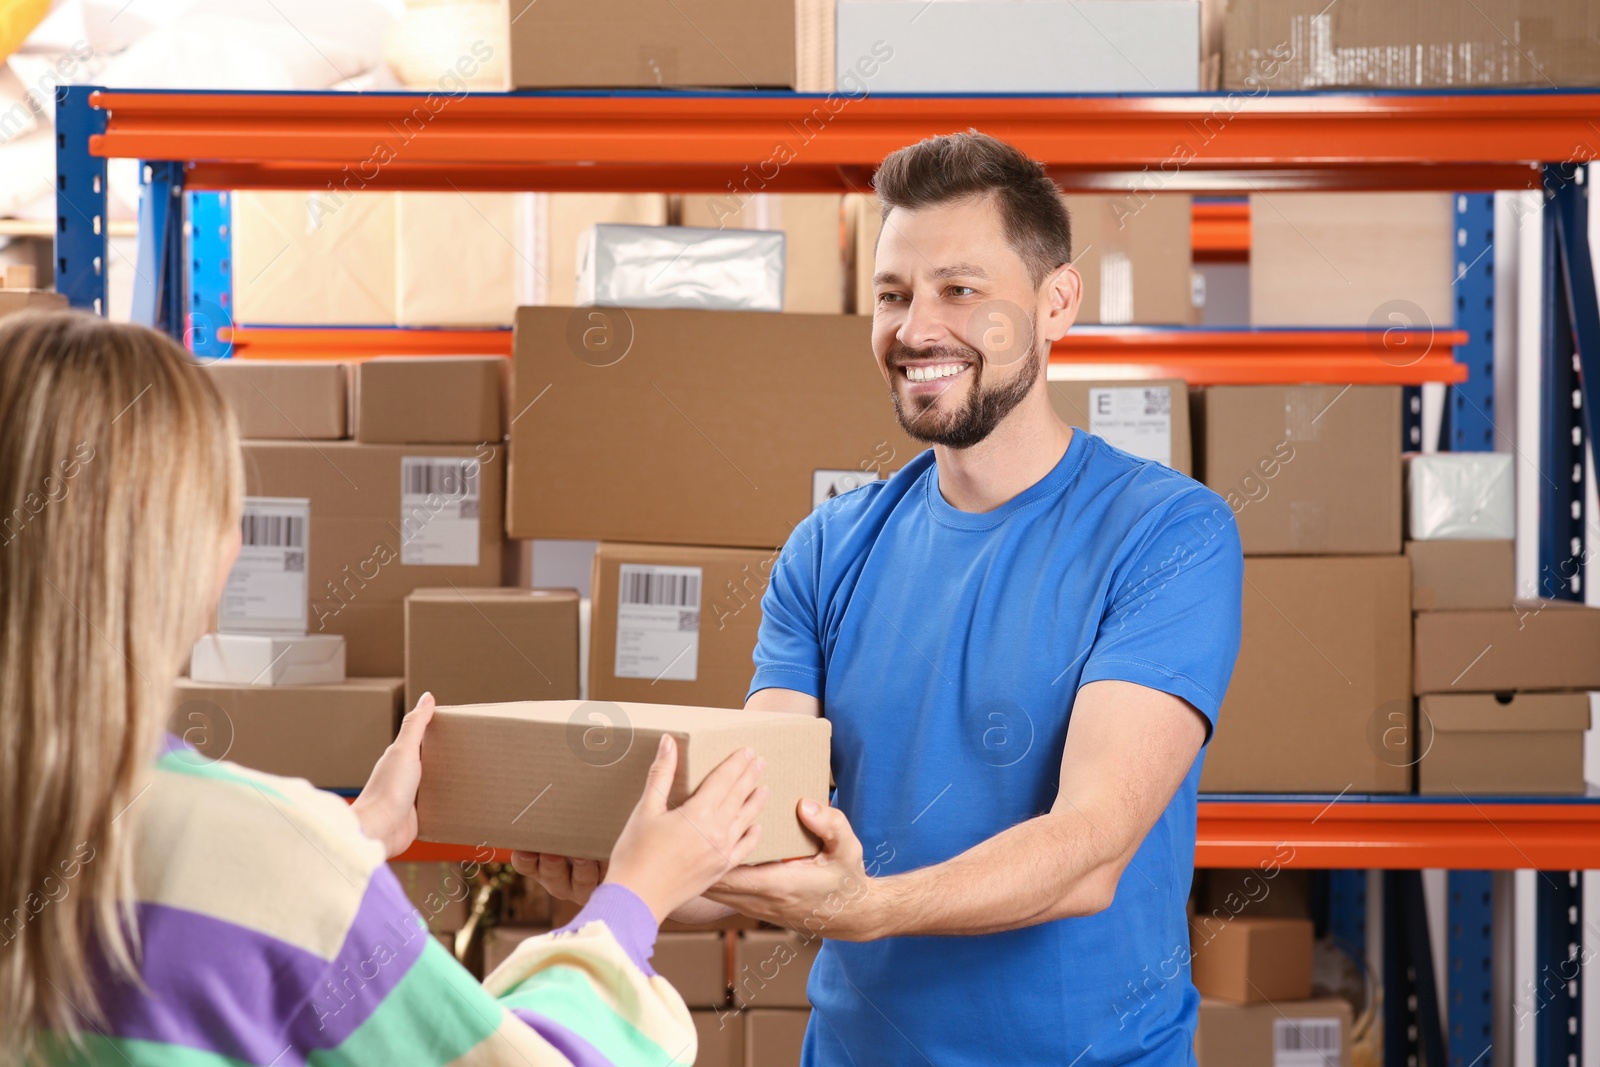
[54,85,1600,1066]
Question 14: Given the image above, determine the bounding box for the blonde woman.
[0,310,768,1066]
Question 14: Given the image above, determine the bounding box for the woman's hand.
[352,692,435,859]
[604,735,768,922]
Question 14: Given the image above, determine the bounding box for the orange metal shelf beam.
[84,89,1588,193]
[222,325,512,360]
[1192,200,1250,262]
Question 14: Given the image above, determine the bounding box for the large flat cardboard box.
[203,361,348,440]
[354,357,505,445]
[0,289,68,318]
[395,193,535,326]
[1406,540,1514,611]
[733,930,819,1009]
[1188,917,1313,1004]
[590,543,772,709]
[508,307,915,547]
[1222,0,1600,90]
[680,194,846,315]
[406,588,580,711]
[692,1010,745,1067]
[1414,602,1600,693]
[1201,556,1412,793]
[233,192,397,325]
[1196,386,1402,555]
[744,1009,809,1067]
[391,861,472,934]
[1418,693,1591,795]
[1047,378,1193,475]
[1249,193,1454,327]
[170,677,402,790]
[508,0,796,89]
[1195,997,1351,1067]
[656,932,730,1008]
[416,700,832,863]
[241,442,505,675]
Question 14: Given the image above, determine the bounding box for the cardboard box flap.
[1421,693,1592,733]
[441,698,812,736]
[408,587,578,604]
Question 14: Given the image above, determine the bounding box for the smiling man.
[526,131,1244,1067]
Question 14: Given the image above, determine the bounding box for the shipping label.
[400,457,481,566]
[1088,385,1172,467]
[218,496,309,634]
[1272,1017,1340,1067]
[614,564,702,683]
[812,468,880,508]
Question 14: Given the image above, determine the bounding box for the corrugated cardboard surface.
[1188,917,1313,1004]
[1249,193,1454,327]
[1201,556,1412,793]
[1418,692,1590,795]
[204,361,348,440]
[405,588,581,710]
[1196,997,1351,1067]
[591,543,773,709]
[395,193,534,326]
[1406,539,1514,611]
[692,1011,745,1067]
[1414,602,1600,693]
[391,861,472,934]
[1063,194,1195,325]
[241,442,505,675]
[416,699,832,862]
[679,194,846,314]
[744,1009,810,1067]
[656,932,731,1008]
[1198,386,1402,555]
[508,0,796,88]
[233,192,397,325]
[170,677,402,790]
[354,357,506,445]
[1047,378,1193,475]
[508,306,914,546]
[0,290,68,318]
[733,930,819,1009]
[1222,0,1600,89]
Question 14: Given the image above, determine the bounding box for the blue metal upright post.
[186,191,233,360]
[1447,871,1493,1067]
[131,160,186,338]
[1534,872,1583,1067]
[52,85,108,315]
[1448,193,1497,450]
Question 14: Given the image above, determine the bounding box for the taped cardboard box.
[1249,193,1454,327]
[680,194,847,315]
[405,587,581,711]
[1406,539,1514,611]
[170,677,402,790]
[508,0,796,89]
[590,543,773,710]
[416,699,832,863]
[233,192,397,325]
[1196,385,1402,555]
[1221,0,1600,90]
[507,306,915,547]
[395,193,535,326]
[692,1010,745,1067]
[1047,378,1193,475]
[354,357,506,445]
[744,1009,810,1067]
[1418,692,1591,795]
[240,442,505,675]
[1414,602,1600,694]
[1201,556,1411,793]
[204,361,348,440]
[733,930,819,1009]
[656,932,731,1008]
[1188,917,1313,1004]
[1195,997,1351,1067]
[391,861,473,934]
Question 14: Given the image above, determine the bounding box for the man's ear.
[1041,261,1082,343]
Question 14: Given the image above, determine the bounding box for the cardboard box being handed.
[416,699,832,865]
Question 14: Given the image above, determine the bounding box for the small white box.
[189,633,347,687]
[1406,453,1515,540]
[576,224,785,312]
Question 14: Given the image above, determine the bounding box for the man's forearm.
[868,807,1124,938]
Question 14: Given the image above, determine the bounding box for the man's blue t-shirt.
[747,431,1244,1067]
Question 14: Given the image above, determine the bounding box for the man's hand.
[706,799,888,942]
[509,853,605,905]
[352,692,435,859]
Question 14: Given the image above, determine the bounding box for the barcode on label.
[1273,1018,1340,1067]
[241,512,305,548]
[620,570,701,608]
[403,460,479,497]
[1141,387,1171,416]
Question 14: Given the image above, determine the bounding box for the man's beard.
[888,342,1041,450]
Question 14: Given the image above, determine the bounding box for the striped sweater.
[37,737,697,1066]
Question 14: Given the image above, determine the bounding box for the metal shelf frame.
[57,83,1600,1067]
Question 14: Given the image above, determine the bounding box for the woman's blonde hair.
[0,311,243,1063]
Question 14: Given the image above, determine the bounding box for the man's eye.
[877,292,906,304]
[946,286,976,298]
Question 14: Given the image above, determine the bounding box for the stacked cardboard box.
[1195,997,1351,1067]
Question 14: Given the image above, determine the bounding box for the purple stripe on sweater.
[551,883,660,977]
[511,1008,628,1067]
[90,870,432,1064]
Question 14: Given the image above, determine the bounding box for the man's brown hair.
[872,129,1072,288]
